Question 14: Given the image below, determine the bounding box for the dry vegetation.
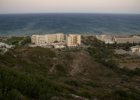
[0,36,140,100]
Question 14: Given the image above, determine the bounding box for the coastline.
[0,32,139,37]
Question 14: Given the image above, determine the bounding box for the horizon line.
[0,12,140,15]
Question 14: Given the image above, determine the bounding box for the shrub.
[0,66,67,99]
[55,64,66,75]
[5,37,24,45]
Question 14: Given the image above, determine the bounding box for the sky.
[0,0,140,14]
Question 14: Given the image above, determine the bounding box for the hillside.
[0,36,140,100]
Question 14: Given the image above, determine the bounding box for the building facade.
[31,33,65,46]
[31,33,81,47]
[114,36,140,44]
[66,34,81,47]
[96,35,140,44]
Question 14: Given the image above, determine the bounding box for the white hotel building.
[31,33,81,47]
[31,33,65,46]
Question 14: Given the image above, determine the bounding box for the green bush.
[5,37,24,45]
[55,64,66,75]
[87,46,117,68]
[120,68,140,76]
[112,89,140,100]
[6,89,27,100]
[0,66,67,100]
[20,36,31,46]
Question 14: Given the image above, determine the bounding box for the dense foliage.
[0,66,69,100]
[87,38,118,68]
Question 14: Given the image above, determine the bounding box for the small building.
[130,45,140,53]
[96,34,114,44]
[0,42,13,49]
[0,42,13,53]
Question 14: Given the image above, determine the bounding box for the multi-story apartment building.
[66,34,81,47]
[31,35,46,46]
[31,33,65,46]
[31,33,81,47]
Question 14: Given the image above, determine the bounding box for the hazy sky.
[0,0,140,14]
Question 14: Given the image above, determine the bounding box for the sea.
[0,13,140,36]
